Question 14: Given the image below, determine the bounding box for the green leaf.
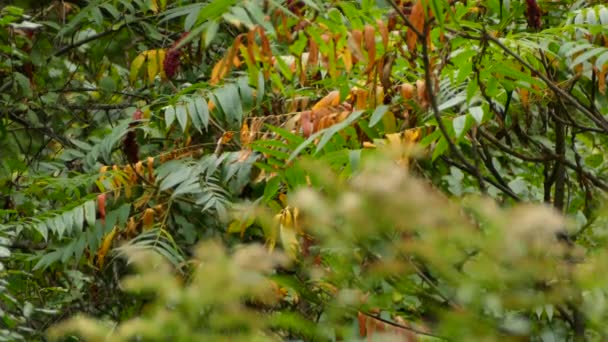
[469,106,484,124]
[256,70,265,107]
[54,215,66,239]
[193,96,210,130]
[315,110,364,154]
[213,84,242,127]
[438,94,466,111]
[160,167,192,191]
[33,250,62,270]
[187,98,202,132]
[99,76,117,93]
[369,105,389,128]
[84,200,96,227]
[204,20,220,47]
[13,72,32,98]
[571,47,606,68]
[263,176,282,202]
[453,115,467,138]
[176,104,188,132]
[165,105,176,128]
[34,222,48,242]
[432,137,448,161]
[184,9,199,31]
[73,205,84,232]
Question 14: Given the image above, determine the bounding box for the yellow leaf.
[147,50,159,82]
[135,161,144,176]
[265,213,281,252]
[292,207,301,233]
[129,53,147,84]
[240,122,251,146]
[125,217,138,237]
[228,220,242,234]
[147,157,155,182]
[386,133,402,145]
[342,48,353,72]
[150,0,159,13]
[404,127,422,143]
[280,208,300,261]
[210,57,230,85]
[97,226,118,269]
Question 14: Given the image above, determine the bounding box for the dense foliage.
[2,0,608,340]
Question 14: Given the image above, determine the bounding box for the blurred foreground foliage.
[50,150,608,341]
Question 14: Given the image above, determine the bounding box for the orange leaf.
[352,88,368,110]
[312,90,340,110]
[259,29,272,64]
[400,83,415,100]
[142,208,155,230]
[599,65,607,95]
[208,99,216,112]
[347,29,365,64]
[364,24,376,69]
[210,57,230,85]
[519,88,530,109]
[377,19,389,51]
[221,131,234,144]
[358,312,367,337]
[246,31,257,66]
[240,122,251,146]
[407,0,429,51]
[97,193,106,224]
[308,39,319,69]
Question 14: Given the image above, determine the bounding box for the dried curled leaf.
[142,208,155,230]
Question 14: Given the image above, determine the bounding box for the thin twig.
[359,311,449,340]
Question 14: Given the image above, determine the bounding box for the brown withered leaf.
[598,65,607,95]
[415,79,430,108]
[347,29,365,63]
[308,39,319,69]
[301,111,314,137]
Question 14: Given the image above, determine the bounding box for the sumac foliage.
[1,0,608,341]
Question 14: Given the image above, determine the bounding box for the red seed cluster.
[286,0,305,16]
[163,49,181,79]
[526,0,541,30]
